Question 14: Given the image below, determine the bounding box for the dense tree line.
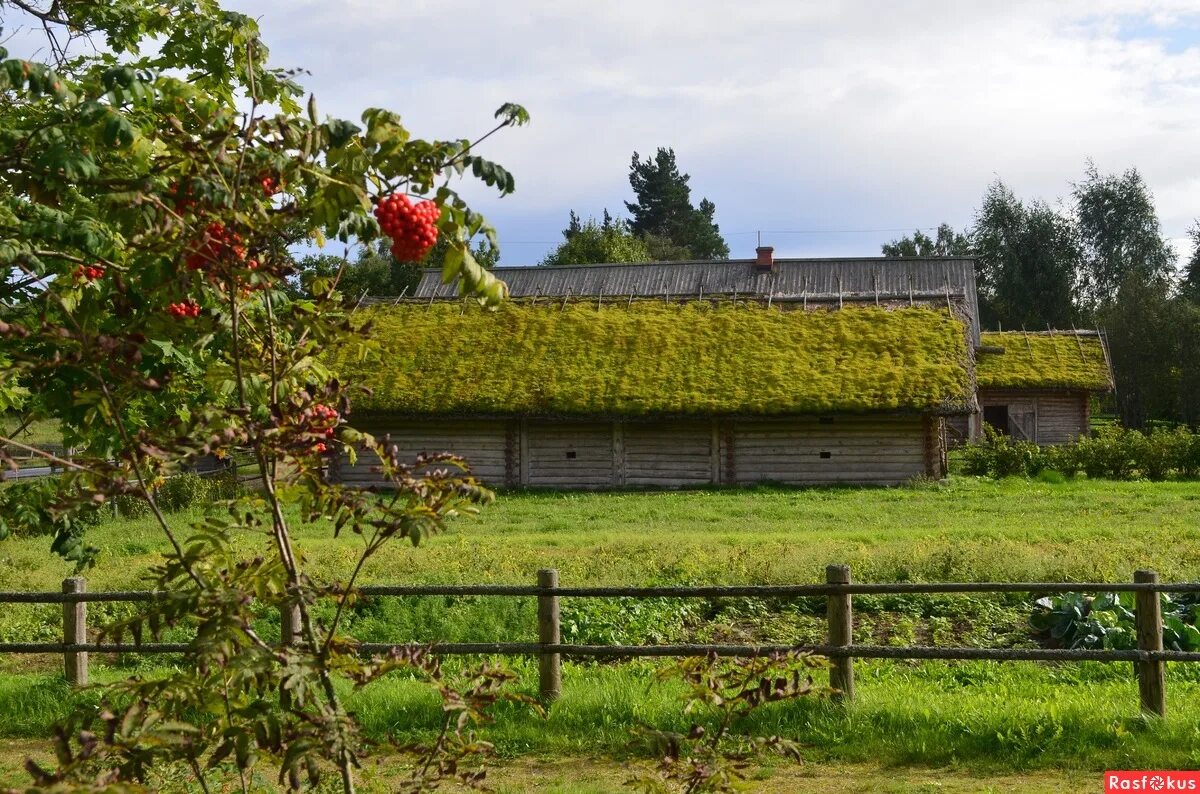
[884,162,1200,429]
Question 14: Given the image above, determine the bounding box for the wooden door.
[1007,401,1036,442]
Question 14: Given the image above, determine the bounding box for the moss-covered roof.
[977,331,1112,391]
[333,302,973,417]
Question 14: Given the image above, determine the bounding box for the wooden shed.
[946,330,1114,445]
[330,273,977,489]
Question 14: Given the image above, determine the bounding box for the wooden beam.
[611,421,625,488]
[710,419,720,485]
[518,417,529,487]
[722,420,736,485]
[505,420,519,488]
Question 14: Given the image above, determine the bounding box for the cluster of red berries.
[167,301,201,318]
[260,174,280,197]
[301,403,339,455]
[373,194,440,262]
[74,264,105,281]
[186,223,247,272]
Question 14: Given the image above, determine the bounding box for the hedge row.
[959,426,1200,480]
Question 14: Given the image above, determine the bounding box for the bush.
[1076,427,1138,480]
[957,425,1200,481]
[1138,429,1175,481]
[961,426,1045,479]
[156,472,212,512]
[1170,427,1200,478]
[959,442,991,476]
[1042,444,1081,477]
[113,494,152,519]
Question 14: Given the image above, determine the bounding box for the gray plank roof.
[410,257,980,344]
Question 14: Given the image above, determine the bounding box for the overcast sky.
[24,1,1200,264]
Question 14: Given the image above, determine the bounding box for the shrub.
[959,442,991,476]
[961,426,1046,479]
[156,472,212,512]
[1077,427,1138,480]
[957,425,1200,481]
[1138,429,1175,481]
[113,494,152,519]
[1042,444,1081,477]
[1170,427,1200,478]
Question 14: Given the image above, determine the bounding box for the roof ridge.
[420,256,979,274]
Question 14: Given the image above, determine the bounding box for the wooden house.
[331,253,983,488]
[330,253,1112,488]
[950,330,1114,445]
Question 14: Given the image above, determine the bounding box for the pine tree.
[624,148,729,260]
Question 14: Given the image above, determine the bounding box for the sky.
[16,0,1200,265]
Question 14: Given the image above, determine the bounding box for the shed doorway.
[983,405,1009,436]
[981,402,1037,441]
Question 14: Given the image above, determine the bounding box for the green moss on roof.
[334,302,973,416]
[977,331,1112,391]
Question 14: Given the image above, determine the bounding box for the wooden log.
[1135,569,1166,717]
[826,564,854,702]
[519,417,530,487]
[710,419,721,485]
[62,577,87,686]
[537,569,562,703]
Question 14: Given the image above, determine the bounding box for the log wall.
[334,414,939,490]
[330,420,509,488]
[974,388,1090,445]
[726,417,930,485]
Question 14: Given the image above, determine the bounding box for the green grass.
[2,477,1200,776]
[5,478,1200,593]
[2,659,1199,773]
[0,416,63,449]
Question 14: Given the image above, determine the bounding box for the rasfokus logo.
[1107,772,1200,792]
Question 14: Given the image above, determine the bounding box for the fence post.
[537,569,561,703]
[826,564,855,702]
[62,577,87,687]
[1134,569,1166,717]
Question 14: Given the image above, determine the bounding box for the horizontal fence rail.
[7,581,1200,603]
[0,565,1194,717]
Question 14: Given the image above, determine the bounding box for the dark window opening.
[983,405,1010,435]
[565,450,577,460]
[819,450,832,459]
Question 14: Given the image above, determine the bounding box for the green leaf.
[494,102,530,126]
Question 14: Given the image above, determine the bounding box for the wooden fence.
[3,565,1200,716]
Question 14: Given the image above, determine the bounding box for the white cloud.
[22,0,1200,262]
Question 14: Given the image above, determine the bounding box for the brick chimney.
[754,246,775,272]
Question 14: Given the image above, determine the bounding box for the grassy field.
[5,477,1200,592]
[2,478,1200,784]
